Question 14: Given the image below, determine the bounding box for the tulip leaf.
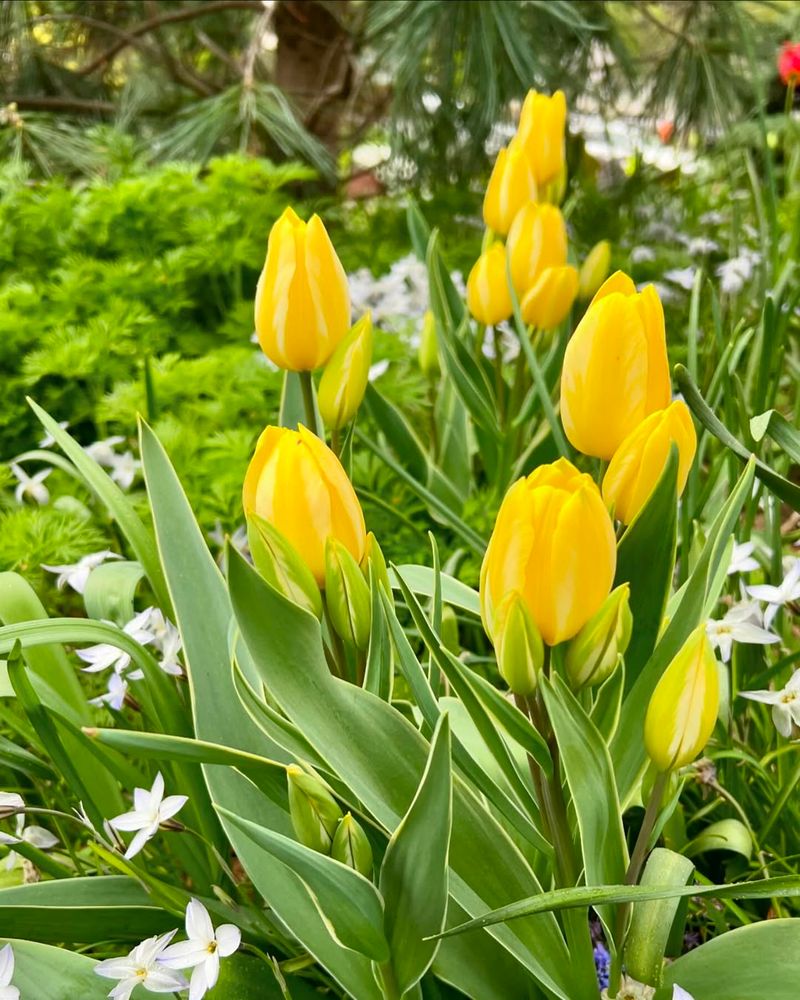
[749,407,800,464]
[226,547,581,1000]
[363,383,429,483]
[363,565,393,702]
[615,445,678,693]
[391,564,481,616]
[655,919,800,999]
[218,806,390,963]
[406,198,431,261]
[541,675,628,935]
[82,560,145,627]
[0,939,109,999]
[380,713,453,995]
[684,818,753,860]
[425,228,466,334]
[139,420,384,1000]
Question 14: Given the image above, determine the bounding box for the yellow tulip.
[466,242,513,326]
[520,265,578,330]
[483,142,538,236]
[644,625,719,772]
[603,401,697,525]
[507,202,568,295]
[560,270,671,459]
[255,207,350,372]
[480,458,616,646]
[517,89,567,187]
[318,313,373,431]
[578,240,611,299]
[243,425,366,586]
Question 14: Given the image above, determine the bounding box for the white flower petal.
[108,810,146,833]
[185,898,214,944]
[124,827,152,859]
[158,940,210,970]
[94,956,137,981]
[158,795,188,822]
[772,703,794,738]
[215,923,241,957]
[0,945,14,987]
[740,689,783,706]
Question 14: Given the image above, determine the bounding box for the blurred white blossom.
[664,266,697,290]
[748,558,800,628]
[38,420,70,449]
[108,451,141,491]
[706,602,779,663]
[2,811,58,871]
[11,463,51,505]
[84,435,125,467]
[630,246,656,264]
[42,550,122,594]
[741,669,800,738]
[716,250,760,294]
[728,541,760,575]
[77,614,152,677]
[0,944,20,1000]
[90,672,129,711]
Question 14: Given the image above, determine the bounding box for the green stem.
[378,962,401,1000]
[331,426,341,457]
[298,370,318,435]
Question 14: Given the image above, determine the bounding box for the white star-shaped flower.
[748,558,800,628]
[673,987,694,1000]
[0,794,24,819]
[84,436,125,467]
[76,614,152,677]
[108,451,141,492]
[108,773,187,859]
[38,420,70,449]
[159,899,241,1000]
[706,603,779,663]
[127,609,183,676]
[727,541,760,575]
[94,931,187,1000]
[90,673,129,711]
[42,550,122,594]
[3,811,59,870]
[740,669,800,737]
[0,944,20,1000]
[11,463,51,506]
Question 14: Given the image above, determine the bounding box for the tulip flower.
[602,400,697,524]
[255,207,350,372]
[507,202,568,295]
[560,271,671,459]
[516,89,567,187]
[778,41,800,86]
[520,264,578,330]
[331,812,374,877]
[243,425,366,585]
[318,313,373,431]
[466,242,513,326]
[480,458,616,646]
[644,625,719,772]
[578,240,611,299]
[483,142,538,236]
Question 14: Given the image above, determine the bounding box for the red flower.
[778,41,800,86]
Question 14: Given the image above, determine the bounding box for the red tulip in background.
[778,41,800,86]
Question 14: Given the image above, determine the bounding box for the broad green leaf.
[392,565,481,616]
[0,733,51,780]
[226,547,580,1000]
[218,806,390,962]
[380,714,453,994]
[0,877,173,942]
[656,919,800,999]
[364,384,429,483]
[83,560,145,626]
[615,448,678,692]
[684,818,753,860]
[0,939,108,999]
[590,661,625,744]
[212,953,322,1000]
[139,421,382,1000]
[27,399,172,615]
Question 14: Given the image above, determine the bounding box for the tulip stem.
[298,370,318,435]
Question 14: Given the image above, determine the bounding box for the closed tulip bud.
[331,812,373,877]
[287,764,343,854]
[360,530,390,596]
[466,242,513,326]
[441,605,460,656]
[325,537,371,651]
[418,309,440,378]
[516,89,567,187]
[520,265,578,330]
[243,425,366,586]
[578,240,611,299]
[560,271,671,459]
[318,313,373,431]
[565,584,632,690]
[644,625,719,773]
[507,202,568,295]
[255,207,350,371]
[481,458,616,646]
[246,513,322,619]
[603,401,697,525]
[483,142,538,236]
[493,592,544,695]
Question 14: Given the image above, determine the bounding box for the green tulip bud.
[318,312,373,431]
[493,592,544,696]
[287,764,343,854]
[418,310,440,379]
[246,514,322,619]
[325,537,371,651]
[565,583,632,690]
[441,605,460,656]
[330,812,373,877]
[360,530,391,596]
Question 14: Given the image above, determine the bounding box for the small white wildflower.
[0,793,24,819]
[630,246,656,264]
[706,603,779,663]
[94,931,187,1000]
[4,812,59,871]
[129,609,183,676]
[699,210,725,226]
[76,614,153,676]
[741,668,800,738]
[108,773,187,859]
[90,673,129,711]
[368,359,390,382]
[664,266,697,290]
[0,944,20,1000]
[728,541,760,575]
[11,463,51,506]
[108,451,141,492]
[688,237,718,256]
[672,988,694,1000]
[42,550,122,594]
[38,420,70,449]
[84,436,125,467]
[748,558,800,628]
[716,251,760,294]
[159,898,241,1000]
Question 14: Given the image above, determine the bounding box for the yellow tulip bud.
[480,458,616,646]
[516,89,567,187]
[418,309,440,378]
[466,242,513,326]
[578,240,611,299]
[602,401,697,525]
[520,265,578,330]
[507,202,568,295]
[287,764,343,854]
[644,625,719,772]
[483,142,538,236]
[255,207,350,372]
[493,592,544,695]
[560,271,671,459]
[564,584,632,690]
[243,424,366,586]
[318,313,373,431]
